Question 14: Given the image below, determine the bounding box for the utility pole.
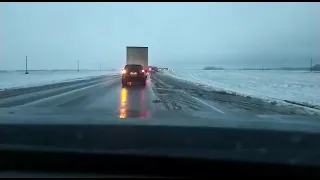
[77,60,79,72]
[310,58,313,72]
[25,56,29,74]
[100,64,102,71]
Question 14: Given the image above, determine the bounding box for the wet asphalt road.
[28,75,162,118]
[0,74,164,119]
[0,73,229,118]
[0,72,317,118]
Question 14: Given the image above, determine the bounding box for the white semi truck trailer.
[126,46,148,71]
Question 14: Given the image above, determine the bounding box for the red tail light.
[142,69,145,73]
[149,68,152,71]
[121,69,126,74]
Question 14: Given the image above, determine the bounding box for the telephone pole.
[100,64,102,71]
[310,58,313,72]
[25,56,29,74]
[77,60,79,72]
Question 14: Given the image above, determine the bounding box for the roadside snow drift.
[0,70,118,90]
[165,70,320,108]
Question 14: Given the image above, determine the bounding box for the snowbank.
[0,70,119,90]
[164,69,320,108]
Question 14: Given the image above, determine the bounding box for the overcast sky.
[1,2,319,70]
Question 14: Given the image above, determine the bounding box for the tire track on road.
[151,73,318,116]
[151,75,224,114]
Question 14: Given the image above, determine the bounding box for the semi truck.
[121,46,148,87]
[126,46,148,70]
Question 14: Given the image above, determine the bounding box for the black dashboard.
[0,123,320,178]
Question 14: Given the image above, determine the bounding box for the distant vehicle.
[121,64,146,87]
[126,46,148,78]
[148,66,159,73]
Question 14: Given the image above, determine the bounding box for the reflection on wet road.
[119,83,152,119]
[119,88,128,118]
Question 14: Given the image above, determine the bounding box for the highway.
[0,72,314,119]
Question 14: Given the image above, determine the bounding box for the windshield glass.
[0,2,320,156]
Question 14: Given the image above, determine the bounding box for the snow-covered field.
[165,70,320,108]
[0,70,119,90]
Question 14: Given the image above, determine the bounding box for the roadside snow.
[164,69,320,108]
[0,70,118,90]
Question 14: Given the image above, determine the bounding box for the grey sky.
[1,2,319,70]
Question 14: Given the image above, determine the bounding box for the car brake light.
[149,68,151,71]
[142,69,145,73]
[121,69,126,74]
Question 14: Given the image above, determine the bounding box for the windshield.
[0,2,320,159]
